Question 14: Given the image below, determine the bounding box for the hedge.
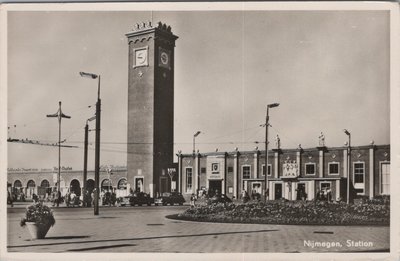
[172,200,389,226]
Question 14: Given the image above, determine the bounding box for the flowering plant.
[20,202,56,227]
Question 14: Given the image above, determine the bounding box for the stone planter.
[25,222,52,239]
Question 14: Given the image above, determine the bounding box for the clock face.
[134,48,148,67]
[158,47,171,69]
[160,52,169,65]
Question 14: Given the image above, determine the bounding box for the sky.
[6,9,390,170]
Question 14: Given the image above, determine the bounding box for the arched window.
[40,179,50,188]
[70,179,81,197]
[27,180,36,188]
[14,180,22,188]
[117,178,127,190]
[101,179,112,191]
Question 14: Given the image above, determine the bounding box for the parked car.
[118,195,131,207]
[129,192,154,206]
[155,192,185,206]
[207,194,232,205]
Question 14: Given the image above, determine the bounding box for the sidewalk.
[6,206,390,253]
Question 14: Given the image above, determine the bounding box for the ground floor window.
[117,178,127,190]
[186,168,192,192]
[381,162,390,195]
[353,162,365,194]
[252,182,262,195]
[14,180,22,188]
[320,182,331,192]
[319,182,332,201]
[101,179,112,192]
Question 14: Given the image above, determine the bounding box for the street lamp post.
[107,167,113,192]
[343,129,351,204]
[83,121,89,199]
[265,103,279,202]
[83,115,95,206]
[193,131,201,195]
[47,101,71,207]
[80,72,101,215]
[193,131,201,154]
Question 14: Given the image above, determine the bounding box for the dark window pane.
[355,174,364,183]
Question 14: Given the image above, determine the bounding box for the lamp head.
[79,71,98,79]
[267,103,280,108]
[343,129,350,136]
[194,131,201,137]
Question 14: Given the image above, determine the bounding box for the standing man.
[56,189,62,207]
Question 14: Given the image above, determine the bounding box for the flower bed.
[171,200,389,226]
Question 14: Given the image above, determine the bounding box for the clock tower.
[126,22,178,197]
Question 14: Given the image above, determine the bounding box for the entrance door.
[135,177,144,192]
[209,180,222,197]
[296,183,306,200]
[160,177,168,194]
[274,183,282,200]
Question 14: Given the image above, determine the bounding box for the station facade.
[7,167,129,200]
[177,144,390,201]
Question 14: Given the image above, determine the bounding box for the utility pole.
[344,129,351,204]
[265,103,279,202]
[47,101,71,207]
[80,72,101,215]
[83,121,89,199]
[193,131,201,195]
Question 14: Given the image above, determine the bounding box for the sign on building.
[282,160,299,178]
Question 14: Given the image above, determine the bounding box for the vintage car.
[118,195,131,207]
[154,192,185,206]
[129,192,154,206]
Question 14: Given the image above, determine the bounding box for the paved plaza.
[6,203,389,253]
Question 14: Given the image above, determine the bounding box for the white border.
[0,2,399,261]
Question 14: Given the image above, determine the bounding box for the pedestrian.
[327,188,332,202]
[91,190,95,207]
[190,193,196,207]
[7,191,13,207]
[70,191,76,206]
[86,190,92,207]
[56,190,61,207]
[111,191,117,206]
[32,193,38,203]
